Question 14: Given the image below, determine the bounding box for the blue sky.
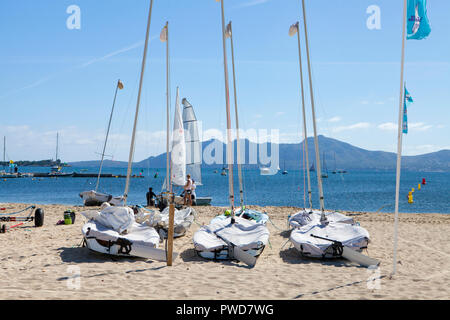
[1,0,449,162]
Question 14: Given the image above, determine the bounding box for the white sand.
[0,203,449,300]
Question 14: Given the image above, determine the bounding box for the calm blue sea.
[0,166,448,214]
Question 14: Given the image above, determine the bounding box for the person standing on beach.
[146,187,157,207]
[183,174,192,206]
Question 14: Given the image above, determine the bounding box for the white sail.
[182,98,202,185]
[170,89,186,187]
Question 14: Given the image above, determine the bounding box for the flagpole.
[96,79,121,192]
[219,0,235,216]
[124,0,153,205]
[294,21,313,210]
[301,0,325,217]
[228,21,245,207]
[392,0,408,276]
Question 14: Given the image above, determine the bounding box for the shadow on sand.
[279,247,365,269]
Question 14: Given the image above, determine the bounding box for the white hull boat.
[290,221,370,259]
[193,216,269,262]
[79,190,124,207]
[81,205,176,261]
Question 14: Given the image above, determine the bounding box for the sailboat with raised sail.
[193,0,269,267]
[79,80,125,206]
[180,98,212,205]
[287,0,377,267]
[81,0,175,262]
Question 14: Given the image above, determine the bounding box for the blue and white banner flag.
[403,87,413,134]
[407,0,431,40]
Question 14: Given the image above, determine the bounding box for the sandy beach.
[0,202,449,300]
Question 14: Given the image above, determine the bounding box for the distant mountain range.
[68,135,450,172]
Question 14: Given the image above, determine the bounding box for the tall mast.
[124,0,154,205]
[227,21,244,207]
[164,21,171,192]
[291,21,313,210]
[3,136,5,169]
[392,0,408,276]
[301,0,325,216]
[219,0,235,213]
[56,132,59,163]
[96,79,122,192]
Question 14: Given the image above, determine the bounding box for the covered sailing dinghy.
[81,0,176,263]
[193,0,269,268]
[287,2,376,268]
[81,204,166,260]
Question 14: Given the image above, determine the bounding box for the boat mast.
[227,21,244,207]
[3,136,5,170]
[392,0,408,276]
[301,0,325,217]
[95,79,122,192]
[219,0,235,215]
[56,132,59,164]
[124,0,154,205]
[164,21,172,192]
[291,21,313,210]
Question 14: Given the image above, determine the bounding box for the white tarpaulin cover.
[289,210,354,228]
[81,204,135,234]
[82,220,160,249]
[193,216,269,252]
[290,221,370,258]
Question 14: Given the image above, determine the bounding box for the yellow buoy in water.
[408,195,413,203]
[411,188,415,193]
[418,183,421,190]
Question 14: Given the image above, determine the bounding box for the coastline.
[0,203,449,300]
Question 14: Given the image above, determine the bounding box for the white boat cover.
[79,190,124,206]
[81,220,160,258]
[290,221,370,258]
[289,209,354,228]
[210,207,269,225]
[193,217,269,254]
[81,204,135,234]
[135,206,195,238]
[81,204,162,259]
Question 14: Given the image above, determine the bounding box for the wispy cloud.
[378,122,433,132]
[0,37,158,100]
[332,122,371,133]
[328,116,341,123]
[234,0,270,9]
[78,40,145,69]
[377,122,397,131]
